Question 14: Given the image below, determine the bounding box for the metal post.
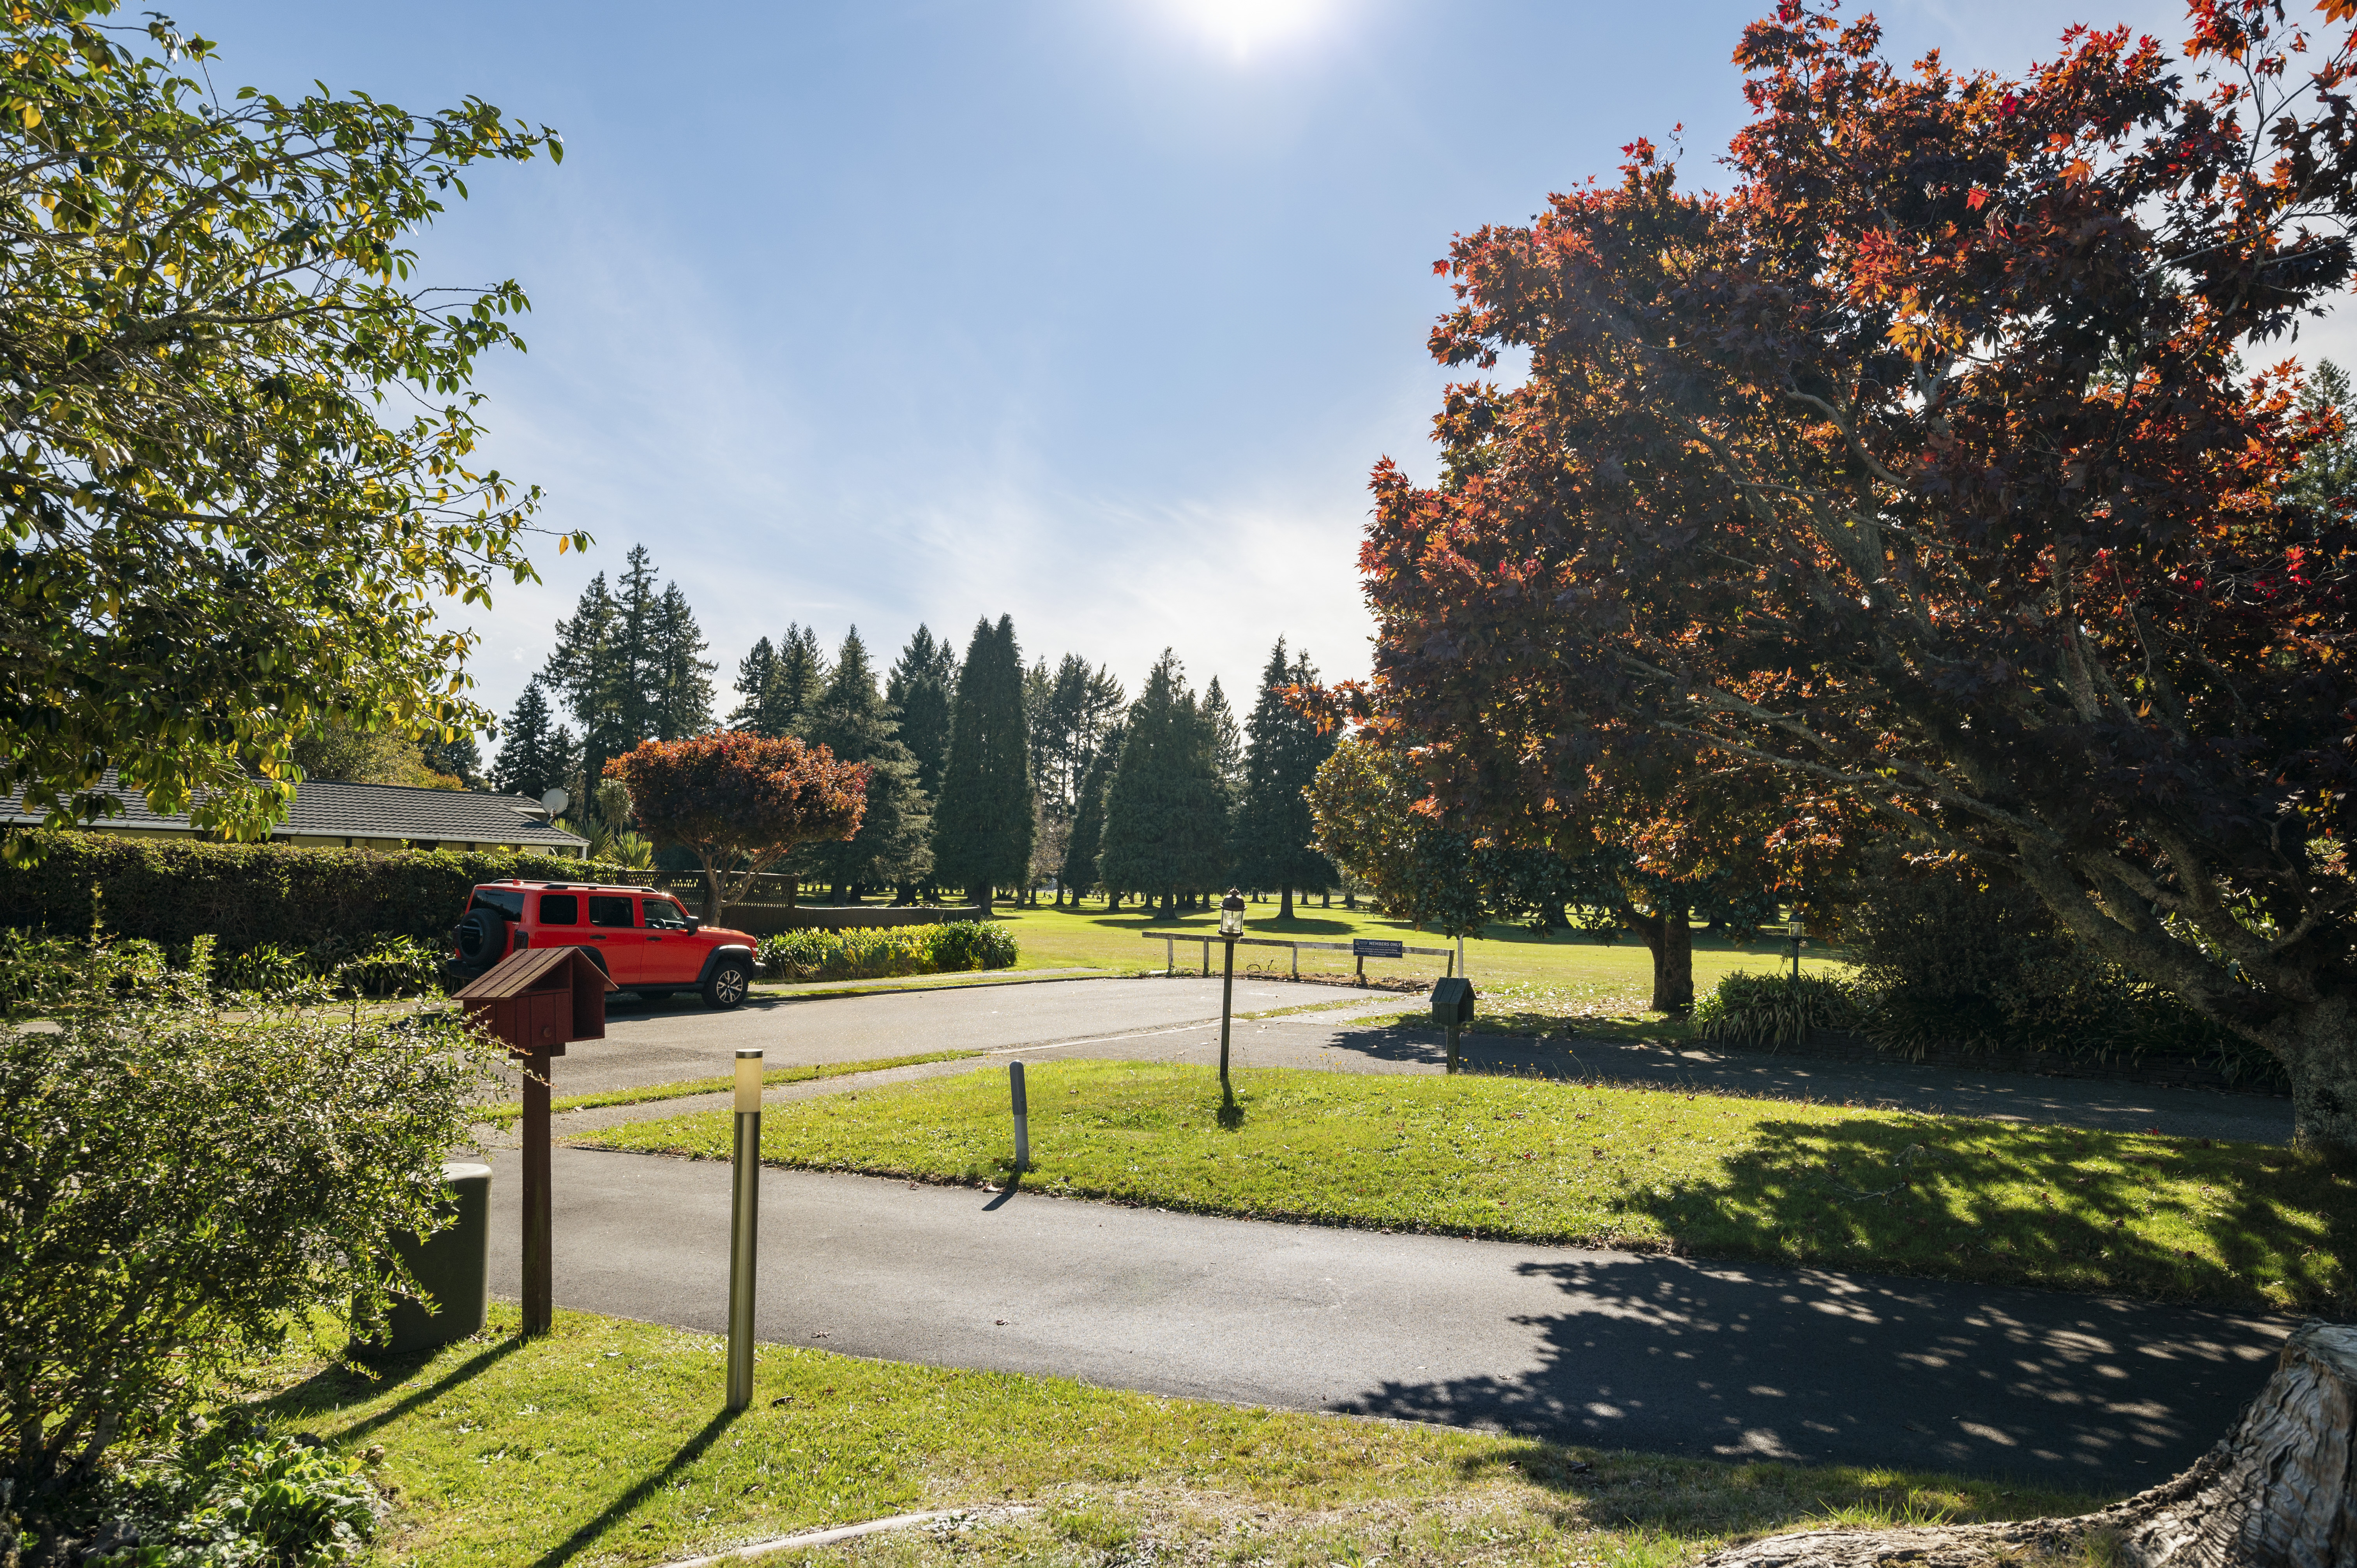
[1290,943,1298,980]
[1219,937,1237,1101]
[1164,936,1174,976]
[1009,1061,1030,1172]
[727,1049,762,1411]
[521,1048,551,1337]
[1201,937,1211,978]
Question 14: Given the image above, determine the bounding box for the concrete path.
[488,1145,2287,1492]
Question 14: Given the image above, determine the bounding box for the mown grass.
[585,1060,2355,1315]
[259,1304,2103,1568]
[478,1051,981,1127]
[984,902,1844,1003]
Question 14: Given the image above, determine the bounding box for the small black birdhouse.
[1431,976,1476,1027]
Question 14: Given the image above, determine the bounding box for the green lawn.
[262,1305,2102,1568]
[981,901,1842,1025]
[585,1060,2354,1316]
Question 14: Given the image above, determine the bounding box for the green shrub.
[0,982,504,1504]
[0,833,624,960]
[1836,856,2285,1086]
[754,922,1016,982]
[1693,972,1861,1048]
[92,1433,380,1566]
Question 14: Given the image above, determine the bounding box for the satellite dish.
[540,787,569,816]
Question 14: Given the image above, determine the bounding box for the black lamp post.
[1217,888,1245,1103]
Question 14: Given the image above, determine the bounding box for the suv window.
[538,893,580,925]
[642,898,694,930]
[468,888,525,920]
[587,895,638,929]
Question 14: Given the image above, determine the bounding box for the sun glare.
[1166,0,1330,59]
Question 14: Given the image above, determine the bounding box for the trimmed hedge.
[0,833,624,956]
[756,922,1018,983]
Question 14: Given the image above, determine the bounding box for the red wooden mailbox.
[454,947,615,1336]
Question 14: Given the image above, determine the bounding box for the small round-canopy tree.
[1364,1,2357,1150]
[609,732,867,922]
[0,4,565,853]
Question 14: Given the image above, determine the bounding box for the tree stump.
[1690,1321,2354,1568]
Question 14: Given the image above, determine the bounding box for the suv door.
[637,895,705,984]
[583,893,643,983]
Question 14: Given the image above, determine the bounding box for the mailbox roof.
[451,945,618,1000]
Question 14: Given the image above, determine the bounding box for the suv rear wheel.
[701,955,752,1010]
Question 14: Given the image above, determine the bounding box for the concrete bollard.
[1010,1061,1030,1173]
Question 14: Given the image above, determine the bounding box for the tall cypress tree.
[1061,724,1119,907]
[1097,651,1228,917]
[931,614,1034,908]
[1228,639,1339,918]
[887,625,957,803]
[799,627,932,901]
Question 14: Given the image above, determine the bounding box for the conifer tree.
[887,625,958,803]
[542,545,715,786]
[729,637,778,731]
[1061,727,1119,907]
[650,583,715,739]
[491,680,567,799]
[931,615,1034,907]
[1030,653,1125,815]
[770,624,829,733]
[798,628,932,900]
[542,571,630,800]
[1097,651,1228,917]
[1228,639,1339,918]
[422,730,485,789]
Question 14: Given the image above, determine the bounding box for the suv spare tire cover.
[454,906,507,968]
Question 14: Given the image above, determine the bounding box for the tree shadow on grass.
[527,1407,741,1568]
[1628,1115,2355,1318]
[266,1333,527,1442]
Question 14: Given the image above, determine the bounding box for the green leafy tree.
[0,4,564,856]
[1097,652,1228,917]
[1228,640,1338,918]
[421,729,486,789]
[289,717,459,790]
[932,616,1034,908]
[799,629,932,900]
[610,731,867,922]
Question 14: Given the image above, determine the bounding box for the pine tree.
[1228,639,1339,918]
[931,614,1034,908]
[492,681,565,798]
[729,636,778,731]
[771,624,830,734]
[888,625,958,802]
[1097,651,1228,917]
[649,583,716,738]
[1061,726,1119,906]
[1030,653,1125,815]
[798,628,932,900]
[543,572,632,799]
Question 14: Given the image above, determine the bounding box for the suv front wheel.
[702,955,752,1010]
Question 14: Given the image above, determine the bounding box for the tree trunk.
[2276,997,2357,1153]
[699,858,724,926]
[1628,903,1694,1014]
[970,884,991,912]
[1689,1321,2355,1568]
[1279,886,1294,920]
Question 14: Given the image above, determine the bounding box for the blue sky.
[184,0,2302,738]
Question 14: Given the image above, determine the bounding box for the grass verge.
[584,1060,2355,1315]
[480,1051,982,1127]
[261,1304,2101,1568]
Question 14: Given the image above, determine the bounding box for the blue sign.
[1352,938,1405,959]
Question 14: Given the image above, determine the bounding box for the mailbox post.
[1430,976,1476,1074]
[454,947,615,1337]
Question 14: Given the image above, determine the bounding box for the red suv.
[450,880,758,1008]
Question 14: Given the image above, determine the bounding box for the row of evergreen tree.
[488,547,1338,909]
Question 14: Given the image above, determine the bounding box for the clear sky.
[184,0,2335,738]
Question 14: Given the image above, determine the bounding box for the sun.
[1164,0,1330,59]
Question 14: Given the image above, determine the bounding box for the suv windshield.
[468,888,526,921]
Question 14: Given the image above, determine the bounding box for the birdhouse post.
[453,947,614,1336]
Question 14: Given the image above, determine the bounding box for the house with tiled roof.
[2,770,589,855]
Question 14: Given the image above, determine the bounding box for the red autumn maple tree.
[608,731,867,922]
[1361,1,2357,1150]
